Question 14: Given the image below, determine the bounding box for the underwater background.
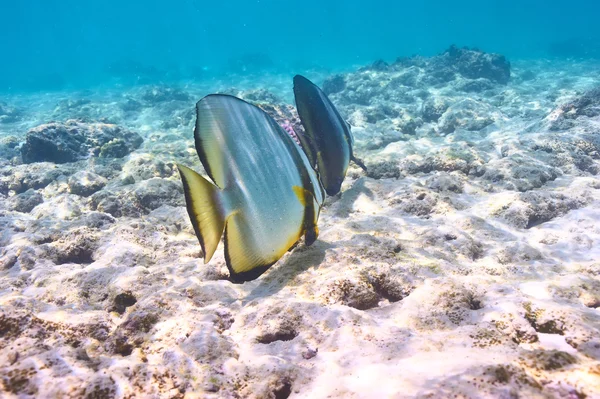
[1,1,600,398]
[2,0,600,92]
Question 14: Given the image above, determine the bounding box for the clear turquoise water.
[1,0,599,92]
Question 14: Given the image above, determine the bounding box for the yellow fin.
[177,164,225,263]
[292,185,320,246]
[224,210,304,283]
[223,212,276,282]
[292,185,307,206]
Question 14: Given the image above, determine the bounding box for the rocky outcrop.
[440,45,511,84]
[21,120,143,164]
[547,86,600,131]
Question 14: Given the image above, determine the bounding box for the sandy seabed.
[1,52,600,398]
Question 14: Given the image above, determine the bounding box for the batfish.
[178,94,324,283]
[293,74,366,196]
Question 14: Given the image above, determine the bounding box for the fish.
[177,94,324,283]
[293,74,367,196]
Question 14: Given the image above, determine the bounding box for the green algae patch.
[523,302,565,335]
[521,349,578,371]
[483,364,542,389]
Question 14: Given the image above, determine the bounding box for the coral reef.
[0,53,599,398]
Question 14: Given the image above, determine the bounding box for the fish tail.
[177,164,226,263]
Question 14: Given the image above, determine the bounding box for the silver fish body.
[178,94,324,282]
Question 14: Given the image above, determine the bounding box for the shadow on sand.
[243,238,335,301]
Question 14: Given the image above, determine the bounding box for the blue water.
[2,0,599,92]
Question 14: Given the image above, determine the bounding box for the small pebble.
[7,350,19,365]
[302,347,318,359]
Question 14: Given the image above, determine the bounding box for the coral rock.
[21,120,143,164]
[68,171,108,197]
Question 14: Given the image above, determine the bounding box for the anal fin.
[224,212,277,283]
